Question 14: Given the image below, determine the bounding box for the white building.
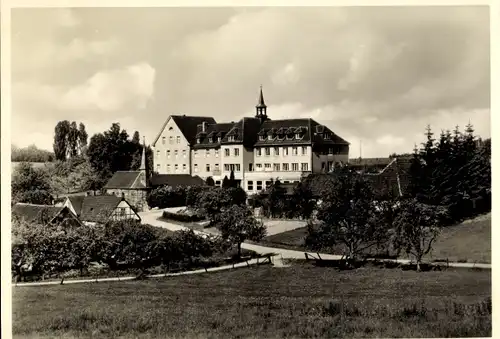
[151,87,350,194]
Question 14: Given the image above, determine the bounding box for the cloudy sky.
[11,6,490,157]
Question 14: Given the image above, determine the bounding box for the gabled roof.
[149,174,207,188]
[69,195,123,223]
[220,117,262,147]
[12,203,65,224]
[192,122,234,149]
[103,171,147,189]
[12,203,80,226]
[152,115,217,146]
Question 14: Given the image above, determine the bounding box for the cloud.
[272,62,301,86]
[55,8,80,27]
[60,63,156,111]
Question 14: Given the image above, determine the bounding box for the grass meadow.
[13,262,491,338]
[261,213,491,264]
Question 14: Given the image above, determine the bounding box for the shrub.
[147,186,186,208]
[162,211,205,223]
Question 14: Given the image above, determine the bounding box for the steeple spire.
[255,85,268,122]
[256,85,266,108]
[140,136,146,171]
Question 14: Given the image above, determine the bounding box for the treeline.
[11,145,54,163]
[12,218,229,282]
[408,124,490,223]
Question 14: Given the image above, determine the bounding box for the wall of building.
[154,117,191,174]
[109,200,141,221]
[220,144,245,180]
[312,152,349,172]
[253,145,312,173]
[106,189,148,212]
[191,147,221,180]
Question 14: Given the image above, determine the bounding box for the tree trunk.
[237,242,242,258]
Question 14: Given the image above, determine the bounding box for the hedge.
[162,211,205,223]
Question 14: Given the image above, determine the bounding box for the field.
[261,214,491,263]
[13,263,491,338]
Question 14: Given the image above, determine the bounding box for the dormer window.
[228,136,235,142]
[295,133,301,139]
[324,133,331,140]
[218,136,221,142]
[259,135,265,141]
[197,137,202,144]
[267,134,273,141]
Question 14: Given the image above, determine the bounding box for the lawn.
[13,263,491,338]
[261,213,491,264]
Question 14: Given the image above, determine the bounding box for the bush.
[147,186,187,208]
[162,211,205,223]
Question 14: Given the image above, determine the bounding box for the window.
[284,181,290,184]
[197,138,201,144]
[274,147,279,155]
[182,150,187,157]
[268,134,273,141]
[273,163,280,171]
[167,164,171,172]
[156,163,160,170]
[234,148,239,156]
[301,163,309,171]
[229,164,236,172]
[256,181,263,191]
[301,146,307,155]
[284,147,289,156]
[265,148,270,156]
[321,162,326,170]
[206,149,210,157]
[183,164,187,172]
[175,164,179,172]
[209,137,213,143]
[194,150,199,157]
[259,135,265,141]
[292,147,298,155]
[324,133,331,140]
[236,164,241,172]
[295,133,301,139]
[162,137,166,145]
[120,207,126,216]
[265,181,272,188]
[292,163,299,171]
[167,150,170,158]
[256,163,263,170]
[206,164,211,172]
[224,164,230,171]
[249,163,253,171]
[215,180,221,186]
[156,150,160,157]
[256,148,262,157]
[169,127,173,131]
[215,149,219,157]
[215,164,220,170]
[174,150,178,157]
[282,163,289,171]
[194,164,198,172]
[328,147,333,155]
[264,163,271,170]
[218,136,221,142]
[247,181,254,191]
[176,136,181,144]
[225,148,230,156]
[228,136,235,142]
[169,136,173,144]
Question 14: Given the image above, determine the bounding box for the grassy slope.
[261,214,491,263]
[13,264,491,338]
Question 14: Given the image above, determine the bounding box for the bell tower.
[255,85,268,123]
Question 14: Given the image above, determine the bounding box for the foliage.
[305,168,390,262]
[87,124,153,188]
[228,170,237,188]
[162,210,205,223]
[53,120,88,161]
[216,204,266,257]
[205,176,215,186]
[11,144,54,163]
[147,186,187,209]
[185,186,205,207]
[196,187,247,224]
[222,175,230,188]
[409,123,490,223]
[11,162,53,205]
[392,199,447,270]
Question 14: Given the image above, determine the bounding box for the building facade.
[152,87,350,194]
